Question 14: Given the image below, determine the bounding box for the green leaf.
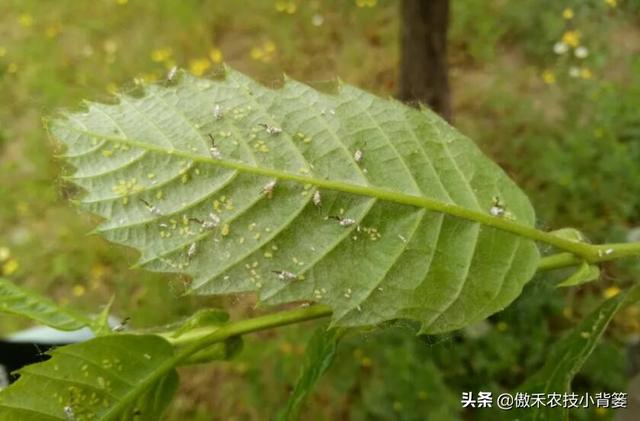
[51,66,540,333]
[279,327,342,420]
[93,295,116,335]
[0,277,92,331]
[513,284,638,421]
[556,261,600,287]
[0,334,178,421]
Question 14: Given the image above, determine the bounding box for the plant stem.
[537,253,581,272]
[538,241,640,272]
[171,304,333,361]
[104,305,333,416]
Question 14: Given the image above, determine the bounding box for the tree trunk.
[398,0,452,122]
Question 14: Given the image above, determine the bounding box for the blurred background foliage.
[0,0,639,419]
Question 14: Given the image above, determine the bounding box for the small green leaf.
[0,334,178,421]
[280,327,342,420]
[513,284,638,421]
[556,261,600,287]
[92,295,116,335]
[0,277,92,331]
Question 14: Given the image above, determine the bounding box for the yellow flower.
[264,41,276,53]
[496,321,509,332]
[250,41,277,63]
[356,0,377,7]
[580,67,593,80]
[279,341,293,354]
[275,1,297,14]
[72,284,86,297]
[189,58,211,76]
[542,69,556,84]
[603,286,620,299]
[250,47,264,61]
[103,40,118,55]
[209,48,223,63]
[45,24,61,38]
[562,8,574,19]
[605,0,617,7]
[151,47,172,63]
[562,30,581,48]
[19,14,33,28]
[2,258,19,276]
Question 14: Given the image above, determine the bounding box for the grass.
[1,0,639,419]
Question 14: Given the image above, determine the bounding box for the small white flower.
[553,42,569,55]
[311,14,324,27]
[575,46,588,59]
[569,66,581,78]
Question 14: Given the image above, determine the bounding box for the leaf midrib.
[55,123,592,258]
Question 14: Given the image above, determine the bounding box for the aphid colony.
[204,101,284,161]
[106,97,381,301]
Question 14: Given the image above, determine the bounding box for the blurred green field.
[1,0,640,419]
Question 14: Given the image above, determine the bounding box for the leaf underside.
[0,335,177,421]
[51,66,540,333]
